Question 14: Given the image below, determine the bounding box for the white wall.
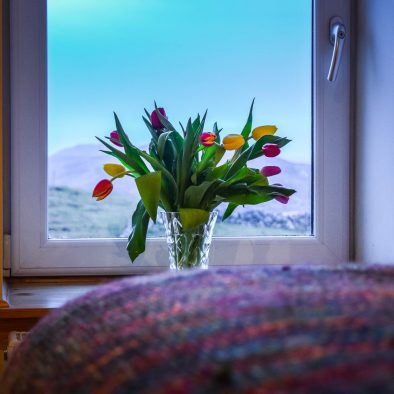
[355,0,394,262]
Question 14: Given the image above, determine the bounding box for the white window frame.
[10,0,351,275]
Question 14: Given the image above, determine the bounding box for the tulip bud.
[92,179,113,201]
[222,134,245,150]
[109,131,123,147]
[274,195,289,204]
[252,125,277,141]
[261,166,281,177]
[262,143,280,157]
[104,163,126,178]
[151,107,167,130]
[199,132,217,147]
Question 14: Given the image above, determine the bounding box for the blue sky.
[48,0,311,163]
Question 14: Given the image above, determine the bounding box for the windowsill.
[1,277,126,356]
[0,276,122,319]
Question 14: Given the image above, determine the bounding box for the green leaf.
[153,103,177,132]
[96,137,145,176]
[222,203,238,221]
[214,144,226,165]
[196,145,217,174]
[216,182,250,197]
[213,122,223,144]
[226,167,252,184]
[179,208,210,230]
[178,112,207,205]
[135,171,162,222]
[192,114,201,132]
[144,108,151,119]
[127,200,150,262]
[136,148,178,197]
[227,167,268,186]
[179,121,186,136]
[217,183,295,206]
[163,138,178,176]
[99,150,140,177]
[250,173,269,187]
[149,141,160,161]
[207,162,230,181]
[240,98,255,152]
[142,115,159,142]
[224,193,272,205]
[191,173,198,185]
[113,113,150,174]
[168,130,184,151]
[159,181,174,212]
[157,132,172,160]
[252,185,296,197]
[200,180,225,208]
[225,146,251,179]
[184,180,219,209]
[157,131,182,170]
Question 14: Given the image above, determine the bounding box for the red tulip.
[261,166,281,177]
[274,195,289,204]
[151,107,167,129]
[199,132,217,147]
[92,179,113,201]
[262,143,280,158]
[109,131,122,147]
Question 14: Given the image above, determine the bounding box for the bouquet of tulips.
[93,101,295,262]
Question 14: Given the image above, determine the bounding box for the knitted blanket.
[2,265,394,393]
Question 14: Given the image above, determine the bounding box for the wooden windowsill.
[0,276,121,319]
[0,277,128,357]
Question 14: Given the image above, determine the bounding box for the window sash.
[10,0,351,275]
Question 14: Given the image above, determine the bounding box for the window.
[11,0,351,275]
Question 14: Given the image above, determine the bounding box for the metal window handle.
[327,17,346,82]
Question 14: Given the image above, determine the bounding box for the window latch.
[327,17,346,82]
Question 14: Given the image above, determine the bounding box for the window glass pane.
[47,0,312,239]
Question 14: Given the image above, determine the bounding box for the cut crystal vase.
[161,211,218,270]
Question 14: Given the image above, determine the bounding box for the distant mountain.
[48,186,310,239]
[48,144,139,199]
[48,144,311,215]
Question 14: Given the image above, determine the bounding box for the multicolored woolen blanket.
[2,265,394,393]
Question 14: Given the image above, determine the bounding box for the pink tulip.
[199,132,217,147]
[151,107,167,129]
[109,131,122,147]
[261,166,281,177]
[274,195,289,204]
[262,143,280,158]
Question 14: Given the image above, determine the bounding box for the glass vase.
[161,211,218,270]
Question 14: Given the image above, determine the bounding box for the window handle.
[327,17,346,82]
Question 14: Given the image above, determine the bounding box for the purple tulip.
[261,166,281,177]
[262,143,280,158]
[151,107,167,130]
[274,195,289,204]
[109,131,122,147]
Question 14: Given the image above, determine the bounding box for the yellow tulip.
[104,163,126,178]
[251,125,278,141]
[222,134,245,150]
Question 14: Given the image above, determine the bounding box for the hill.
[48,144,312,238]
[48,144,311,215]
